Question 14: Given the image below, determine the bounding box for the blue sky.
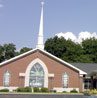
[0,0,97,49]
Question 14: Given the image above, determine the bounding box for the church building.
[0,1,97,92]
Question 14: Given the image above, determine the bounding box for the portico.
[88,70,97,90]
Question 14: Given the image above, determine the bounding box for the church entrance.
[84,78,97,90]
[29,63,44,88]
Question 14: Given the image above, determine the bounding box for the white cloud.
[0,3,4,8]
[56,32,77,42]
[56,31,97,43]
[77,31,97,43]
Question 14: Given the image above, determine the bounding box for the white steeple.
[36,1,44,49]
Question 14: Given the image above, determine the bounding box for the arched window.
[62,72,69,88]
[29,63,44,88]
[4,70,10,87]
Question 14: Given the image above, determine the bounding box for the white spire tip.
[41,1,44,5]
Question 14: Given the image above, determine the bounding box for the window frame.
[29,63,45,88]
[3,70,10,87]
[62,72,69,88]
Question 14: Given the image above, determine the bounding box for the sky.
[0,0,97,50]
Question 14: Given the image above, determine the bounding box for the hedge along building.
[0,1,96,92]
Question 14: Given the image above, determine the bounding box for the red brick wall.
[79,77,83,92]
[0,50,81,90]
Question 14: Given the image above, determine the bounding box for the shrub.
[17,87,32,92]
[17,88,25,92]
[49,90,56,93]
[33,87,40,92]
[88,89,97,95]
[24,87,32,92]
[84,91,90,96]
[63,91,67,93]
[40,87,49,92]
[0,89,9,92]
[53,90,56,93]
[70,89,78,93]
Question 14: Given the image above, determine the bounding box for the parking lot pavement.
[0,94,91,98]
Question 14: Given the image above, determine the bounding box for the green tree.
[76,55,93,63]
[3,43,16,60]
[82,38,97,63]
[60,39,84,62]
[45,36,67,58]
[0,43,32,63]
[17,47,32,55]
[45,36,84,62]
[0,45,4,63]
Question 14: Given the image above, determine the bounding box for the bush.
[24,87,32,92]
[53,90,56,93]
[17,88,25,92]
[17,87,32,92]
[40,87,49,92]
[49,90,56,93]
[63,91,67,93]
[88,89,97,95]
[84,91,90,96]
[70,89,78,93]
[0,89,9,92]
[33,87,40,92]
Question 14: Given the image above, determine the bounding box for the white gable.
[0,48,87,75]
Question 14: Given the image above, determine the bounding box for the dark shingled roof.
[70,63,97,74]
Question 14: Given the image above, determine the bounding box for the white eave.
[0,48,38,66]
[0,48,87,75]
[40,49,87,75]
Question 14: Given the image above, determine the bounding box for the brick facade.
[0,50,83,92]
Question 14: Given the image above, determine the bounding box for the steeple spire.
[36,0,44,49]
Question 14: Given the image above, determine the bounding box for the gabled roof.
[0,48,87,75]
[70,63,97,74]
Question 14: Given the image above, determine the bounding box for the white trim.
[48,74,54,77]
[0,48,38,66]
[25,58,48,88]
[0,48,87,75]
[53,87,79,92]
[19,73,25,77]
[41,49,87,75]
[0,86,18,92]
[80,74,83,77]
